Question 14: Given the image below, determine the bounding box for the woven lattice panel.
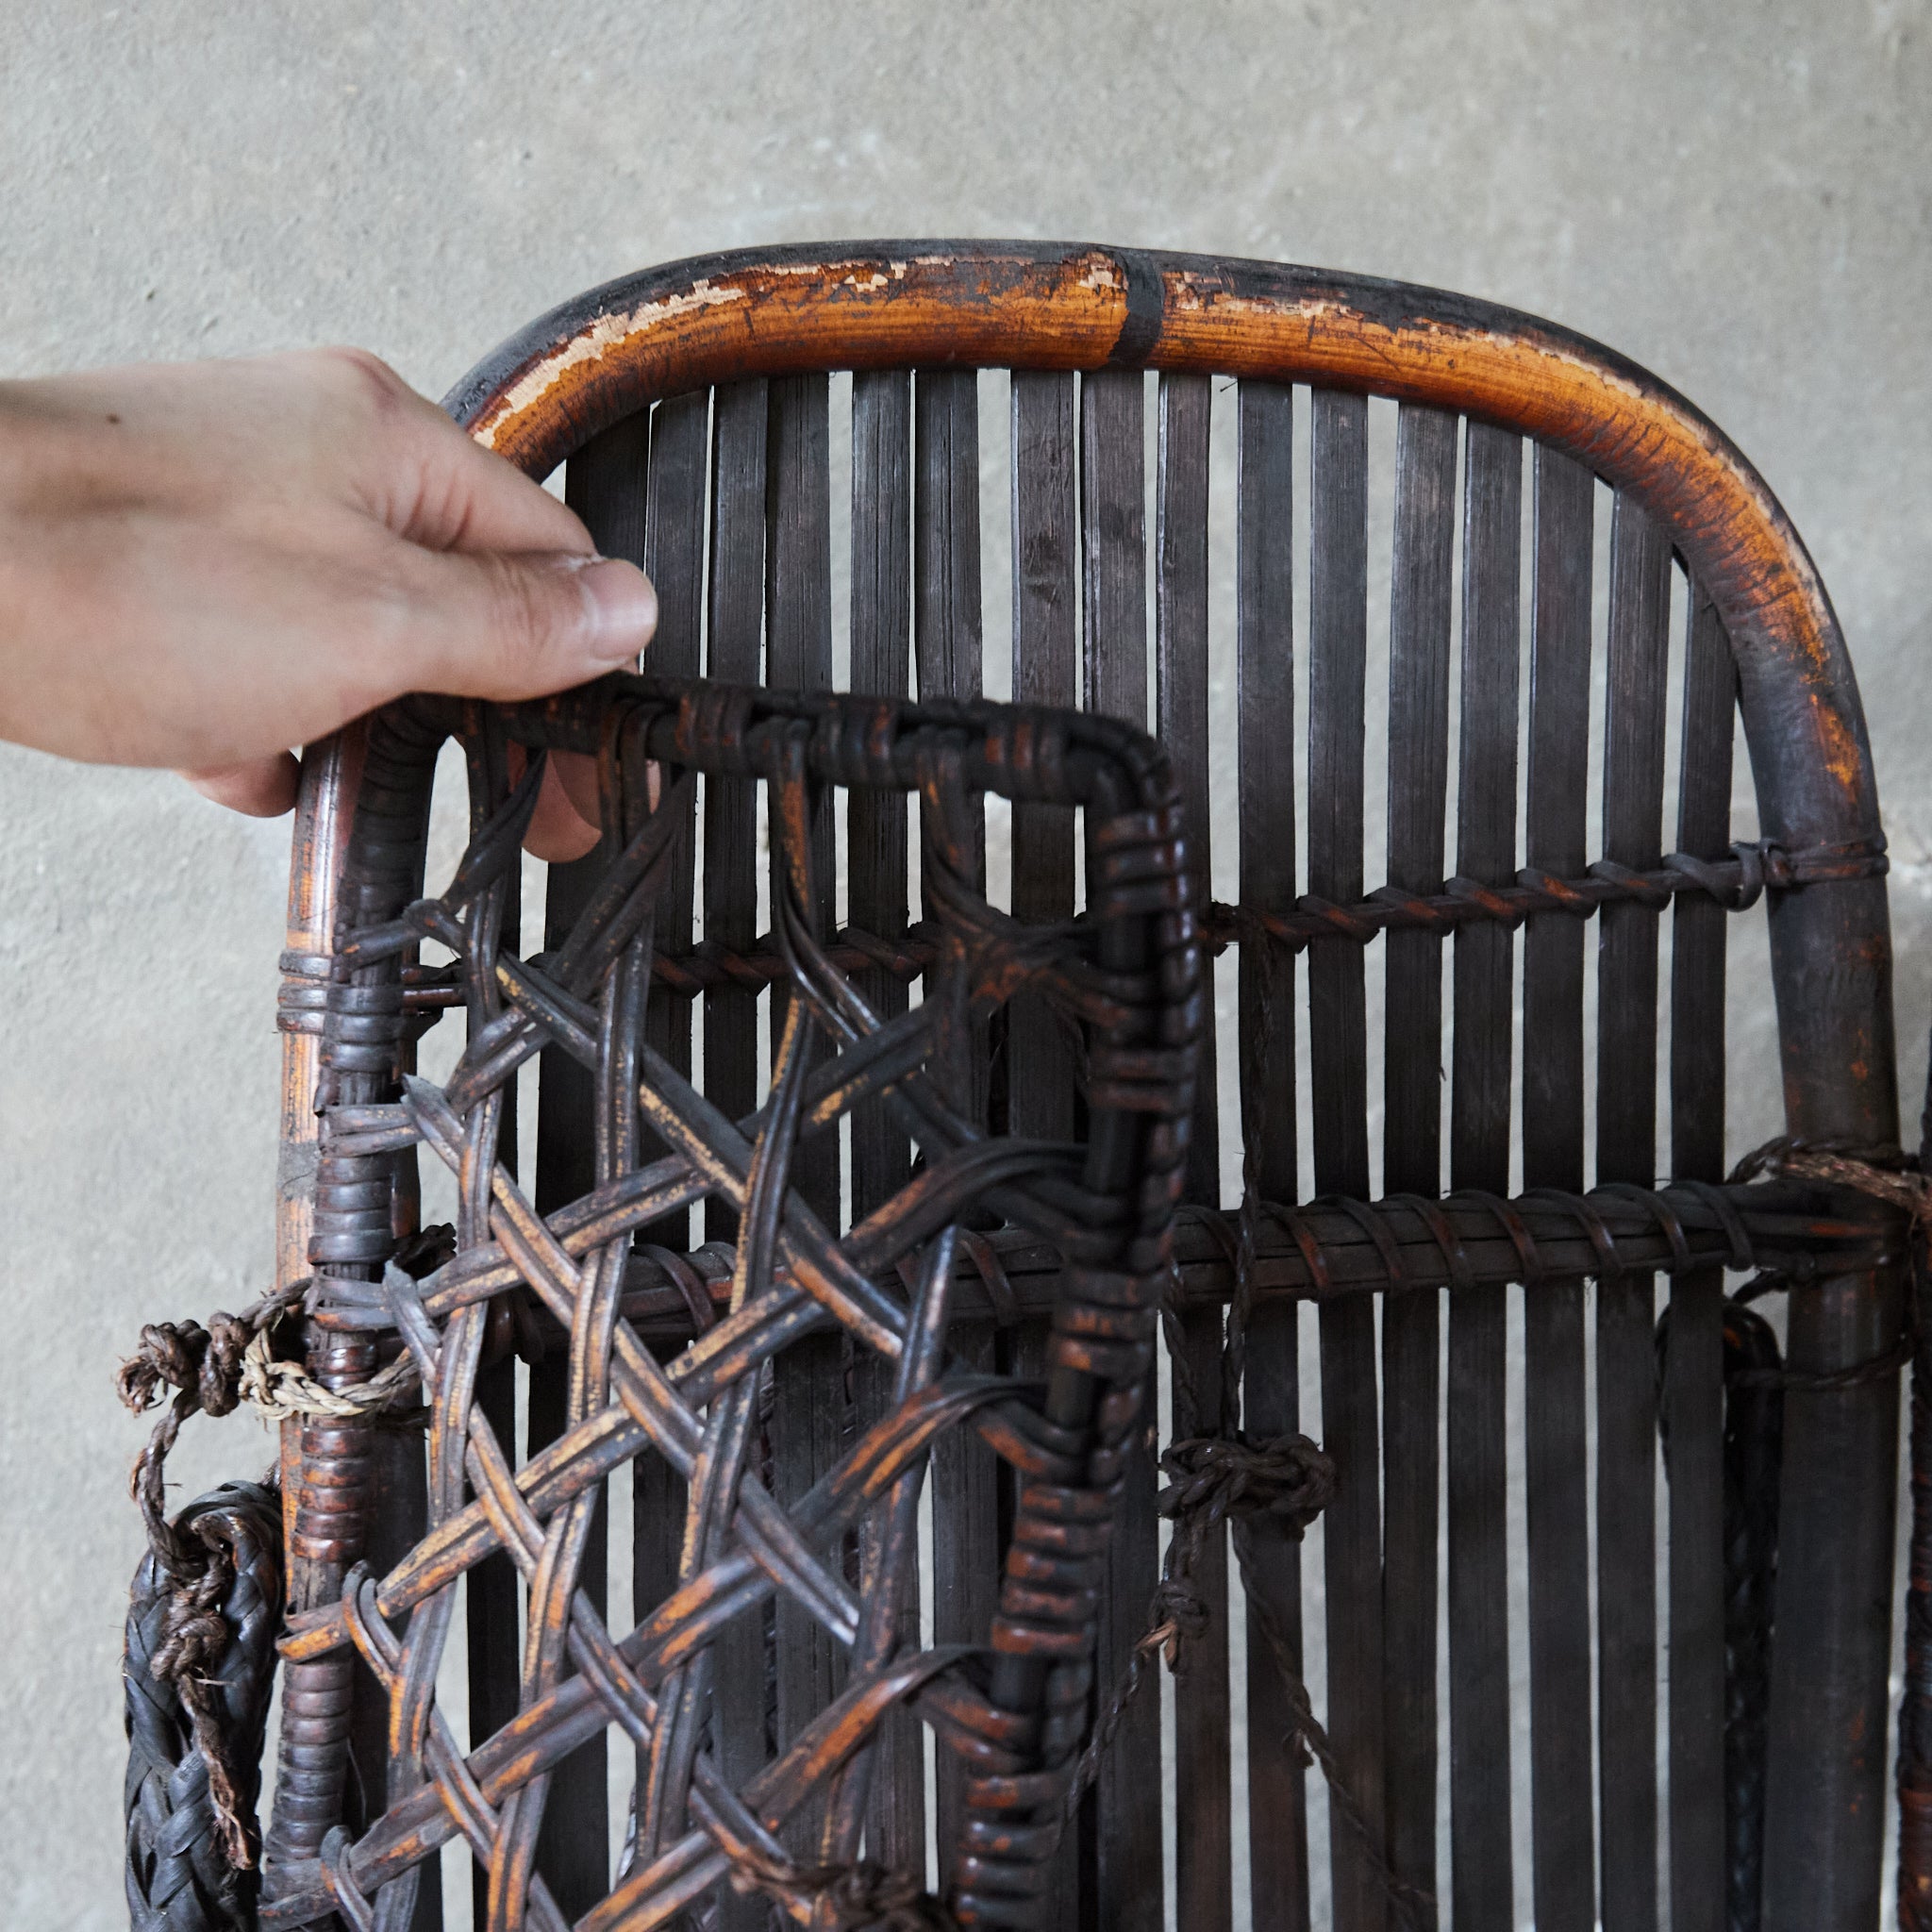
[263,676,1199,1932]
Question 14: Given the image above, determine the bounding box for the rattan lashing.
[254,674,1200,1930]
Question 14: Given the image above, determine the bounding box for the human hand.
[0,348,648,859]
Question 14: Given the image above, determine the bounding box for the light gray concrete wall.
[4,3,1930,1926]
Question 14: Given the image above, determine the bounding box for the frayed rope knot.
[805,1861,959,1931]
[1135,1433,1335,1670]
[117,1310,262,1424]
[725,1848,958,1930]
[1156,1431,1336,1536]
[1074,1430,1338,1790]
[1137,1574,1213,1671]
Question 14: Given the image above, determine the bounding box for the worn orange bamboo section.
[448,243,1869,853]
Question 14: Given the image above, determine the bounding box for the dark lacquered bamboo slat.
[914,367,1003,1902]
[635,393,709,1912]
[1447,420,1522,1932]
[914,370,984,713]
[1380,402,1456,1914]
[1155,369,1232,1932]
[1237,378,1311,1932]
[1307,386,1387,1932]
[640,391,708,1248]
[1008,370,1078,1132]
[526,842,610,1919]
[1521,445,1597,1932]
[1596,490,1673,1932]
[1667,584,1734,1932]
[702,379,770,1932]
[912,365,987,1057]
[1008,369,1084,1929]
[1077,363,1165,1932]
[763,374,844,1864]
[765,371,840,1220]
[1079,367,1148,725]
[848,368,923,1879]
[702,378,769,1235]
[849,369,914,1188]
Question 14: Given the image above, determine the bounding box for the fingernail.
[573,556,658,663]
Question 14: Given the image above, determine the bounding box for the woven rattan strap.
[124,1481,283,1932]
[254,675,1198,1932]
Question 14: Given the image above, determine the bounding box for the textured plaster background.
[4,3,1931,1926]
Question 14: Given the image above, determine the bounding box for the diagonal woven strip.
[257,675,1200,1932]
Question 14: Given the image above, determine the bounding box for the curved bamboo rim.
[444,239,1875,848]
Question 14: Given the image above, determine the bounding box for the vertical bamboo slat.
[635,390,708,1888]
[1665,587,1735,1932]
[1522,447,1598,1932]
[703,379,769,1930]
[916,367,1000,1897]
[1237,378,1311,1932]
[1156,369,1231,1932]
[1596,491,1673,1932]
[764,375,843,1859]
[1307,386,1387,1932]
[848,368,922,1874]
[1008,367,1083,1923]
[1077,363,1164,1932]
[703,379,770,1231]
[1446,421,1523,1931]
[639,390,708,1249]
[1379,402,1457,1910]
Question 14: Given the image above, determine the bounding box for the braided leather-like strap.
[124,1481,284,1932]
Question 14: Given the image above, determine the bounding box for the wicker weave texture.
[260,675,1199,1931]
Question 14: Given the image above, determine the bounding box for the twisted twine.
[237,1328,421,1422]
[1136,1435,1334,1668]
[1726,1135,1932,1224]
[1200,832,1886,956]
[143,1545,255,1871]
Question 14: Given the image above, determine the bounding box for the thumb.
[394,547,658,701]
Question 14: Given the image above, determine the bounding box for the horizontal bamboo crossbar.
[306,1176,1892,1355]
[275,835,1887,1031]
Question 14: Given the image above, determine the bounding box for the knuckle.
[308,346,410,424]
